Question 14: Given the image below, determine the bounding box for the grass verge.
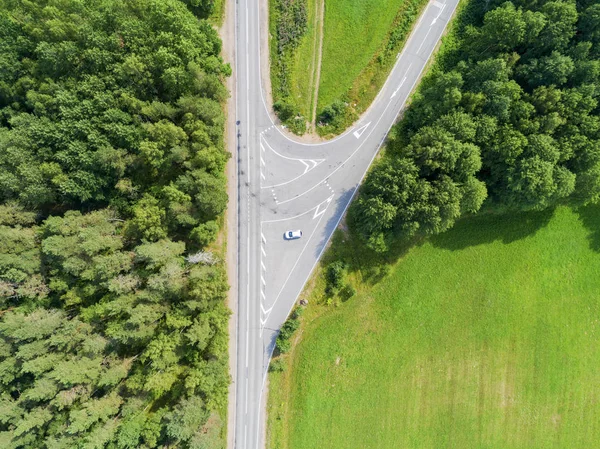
[314,0,428,135]
[267,205,600,449]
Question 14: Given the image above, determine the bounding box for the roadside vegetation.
[351,0,600,251]
[0,1,230,447]
[268,205,600,449]
[316,0,428,135]
[269,0,600,447]
[269,0,428,136]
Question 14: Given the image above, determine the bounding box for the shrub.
[325,260,347,295]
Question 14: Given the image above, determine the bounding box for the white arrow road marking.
[313,195,334,219]
[431,2,446,24]
[260,136,325,188]
[391,77,407,98]
[353,122,371,139]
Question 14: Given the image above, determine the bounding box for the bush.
[273,99,296,121]
[325,261,347,296]
[269,358,286,372]
[275,308,303,353]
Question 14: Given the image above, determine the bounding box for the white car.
[284,230,303,240]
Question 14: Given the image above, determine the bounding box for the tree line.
[350,0,600,252]
[0,0,230,447]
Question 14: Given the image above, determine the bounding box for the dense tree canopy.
[0,0,230,447]
[351,0,600,252]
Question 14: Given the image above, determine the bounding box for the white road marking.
[261,260,266,271]
[261,246,266,257]
[260,136,325,188]
[313,195,334,219]
[431,3,446,24]
[260,155,265,166]
[353,122,371,139]
[260,171,265,180]
[260,303,273,315]
[261,275,266,286]
[261,195,335,224]
[261,232,266,243]
[432,0,444,8]
[391,77,407,98]
[261,290,266,299]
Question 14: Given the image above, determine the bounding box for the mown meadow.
[268,205,600,449]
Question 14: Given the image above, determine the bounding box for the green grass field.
[268,205,600,449]
[317,0,408,109]
[279,0,427,127]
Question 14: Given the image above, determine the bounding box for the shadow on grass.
[322,207,560,289]
[430,208,555,251]
[576,203,600,252]
[321,226,423,287]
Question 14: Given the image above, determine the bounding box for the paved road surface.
[233,0,459,447]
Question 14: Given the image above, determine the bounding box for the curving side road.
[232,0,460,447]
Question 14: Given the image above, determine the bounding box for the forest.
[350,0,600,252]
[0,0,231,448]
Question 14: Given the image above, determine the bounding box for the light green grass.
[318,0,406,109]
[268,205,600,449]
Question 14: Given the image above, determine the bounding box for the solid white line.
[264,197,333,322]
[276,97,395,205]
[262,0,461,379]
[251,4,457,448]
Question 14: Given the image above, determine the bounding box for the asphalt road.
[233,0,460,447]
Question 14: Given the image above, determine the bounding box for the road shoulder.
[219,0,238,447]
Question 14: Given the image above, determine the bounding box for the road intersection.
[232,0,460,447]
